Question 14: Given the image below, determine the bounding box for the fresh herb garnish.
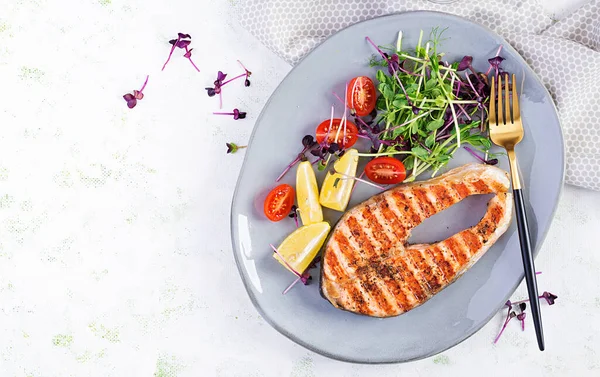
[363,30,498,182]
[494,291,558,344]
[123,75,149,109]
[213,108,246,120]
[288,205,300,228]
[206,61,252,109]
[226,142,247,154]
[162,33,199,72]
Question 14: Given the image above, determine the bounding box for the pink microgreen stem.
[162,37,179,71]
[455,103,472,120]
[270,244,304,280]
[139,75,149,92]
[349,171,366,197]
[237,59,251,74]
[184,47,200,72]
[282,276,302,295]
[486,45,504,75]
[493,303,515,344]
[511,294,555,307]
[366,36,390,64]
[221,73,246,86]
[332,91,348,109]
[333,170,386,191]
[276,151,307,182]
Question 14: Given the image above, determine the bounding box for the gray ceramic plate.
[231,11,564,363]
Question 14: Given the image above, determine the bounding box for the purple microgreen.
[495,292,557,342]
[366,36,414,108]
[511,292,559,307]
[226,142,247,154]
[213,108,247,120]
[517,312,526,331]
[541,291,558,305]
[457,55,473,71]
[276,134,318,182]
[536,271,542,275]
[238,59,252,86]
[162,33,194,71]
[183,46,200,72]
[221,73,246,86]
[494,307,517,344]
[123,75,149,109]
[288,205,300,228]
[486,45,504,75]
[463,146,498,165]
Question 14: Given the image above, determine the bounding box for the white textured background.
[0,0,598,376]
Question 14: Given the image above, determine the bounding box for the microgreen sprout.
[270,244,320,295]
[226,142,247,154]
[162,33,199,72]
[206,71,227,108]
[206,62,252,108]
[275,134,316,182]
[464,146,498,165]
[238,60,252,86]
[213,108,246,120]
[270,244,308,283]
[486,45,504,76]
[288,205,300,228]
[365,30,500,181]
[494,292,558,343]
[123,75,149,109]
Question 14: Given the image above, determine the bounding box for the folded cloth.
[238,0,600,190]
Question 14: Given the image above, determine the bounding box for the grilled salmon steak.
[320,163,513,317]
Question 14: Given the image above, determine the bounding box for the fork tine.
[512,74,520,121]
[497,75,504,125]
[489,77,496,125]
[504,73,511,123]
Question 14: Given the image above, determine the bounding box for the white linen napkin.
[237,0,600,191]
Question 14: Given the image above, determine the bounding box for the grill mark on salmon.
[340,217,400,314]
[408,247,443,293]
[390,191,421,226]
[320,163,514,317]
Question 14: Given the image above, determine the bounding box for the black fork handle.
[513,188,545,351]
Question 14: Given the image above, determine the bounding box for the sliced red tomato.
[264,184,295,222]
[364,157,406,184]
[346,76,376,116]
[315,118,358,148]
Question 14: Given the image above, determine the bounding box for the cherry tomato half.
[364,157,407,184]
[346,76,376,117]
[315,118,359,148]
[264,184,295,222]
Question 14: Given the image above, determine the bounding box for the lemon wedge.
[296,161,323,226]
[319,148,359,211]
[273,222,330,274]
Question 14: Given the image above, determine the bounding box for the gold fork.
[489,74,544,351]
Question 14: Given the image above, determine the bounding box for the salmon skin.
[320,163,513,318]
